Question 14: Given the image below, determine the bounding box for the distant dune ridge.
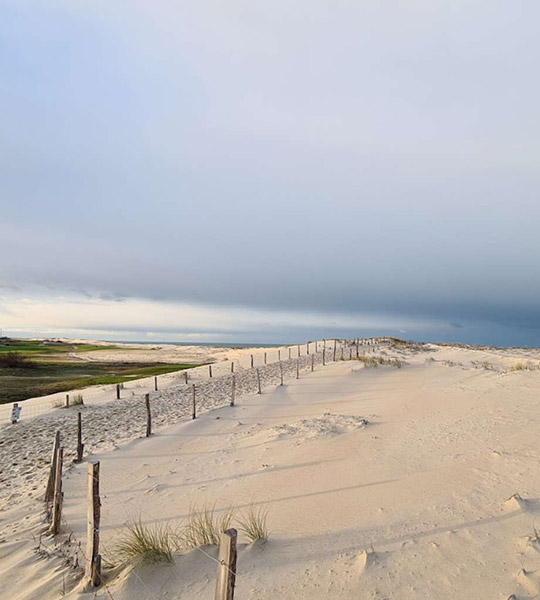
[2,338,540,598]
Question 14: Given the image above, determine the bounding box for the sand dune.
[3,340,540,599]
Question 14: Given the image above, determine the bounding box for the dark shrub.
[0,352,35,368]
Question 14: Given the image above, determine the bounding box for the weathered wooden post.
[86,462,101,588]
[250,355,254,368]
[288,347,291,359]
[256,369,262,394]
[278,349,281,361]
[154,376,158,391]
[333,340,337,361]
[214,529,237,600]
[116,384,120,400]
[323,348,326,366]
[230,375,236,406]
[145,393,152,437]
[65,394,70,408]
[45,430,61,503]
[49,447,63,534]
[264,352,267,365]
[349,348,352,360]
[279,361,283,386]
[296,359,299,379]
[307,342,310,355]
[76,412,84,463]
[209,365,213,378]
[297,344,300,357]
[231,362,234,373]
[192,385,196,419]
[356,341,359,358]
[184,371,188,384]
[311,354,314,372]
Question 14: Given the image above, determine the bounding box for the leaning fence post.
[231,375,236,406]
[145,393,152,437]
[192,385,196,419]
[45,430,61,503]
[49,447,63,534]
[214,528,237,600]
[279,361,283,386]
[154,376,158,391]
[116,384,120,400]
[256,368,262,394]
[86,462,101,588]
[76,412,84,463]
[209,365,213,378]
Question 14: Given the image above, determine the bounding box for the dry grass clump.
[111,519,177,565]
[179,505,234,549]
[511,362,532,371]
[72,393,84,405]
[238,505,269,543]
[357,356,406,369]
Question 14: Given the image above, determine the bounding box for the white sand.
[3,339,540,599]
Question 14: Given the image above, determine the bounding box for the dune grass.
[111,519,177,565]
[238,505,269,543]
[178,505,234,549]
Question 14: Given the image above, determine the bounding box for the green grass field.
[0,338,198,403]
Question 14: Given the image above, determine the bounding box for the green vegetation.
[0,337,197,403]
[0,337,120,356]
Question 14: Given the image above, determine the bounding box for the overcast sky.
[1,1,539,346]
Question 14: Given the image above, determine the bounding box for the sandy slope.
[3,342,540,599]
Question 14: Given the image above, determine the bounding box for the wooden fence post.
[278,349,281,361]
[288,348,291,359]
[356,341,359,358]
[231,362,234,373]
[311,354,314,372]
[65,394,70,408]
[145,393,152,437]
[333,340,337,362]
[76,412,84,463]
[296,360,299,379]
[349,348,352,360]
[192,385,196,419]
[214,529,237,600]
[279,361,283,386]
[86,462,101,588]
[297,344,300,357]
[323,348,326,366]
[256,369,262,394]
[184,371,188,384]
[154,376,158,391]
[307,342,310,355]
[49,447,63,534]
[116,384,120,400]
[250,355,254,368]
[209,365,213,378]
[231,375,236,406]
[264,352,267,365]
[45,430,61,503]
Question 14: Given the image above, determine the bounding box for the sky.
[1,1,540,346]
